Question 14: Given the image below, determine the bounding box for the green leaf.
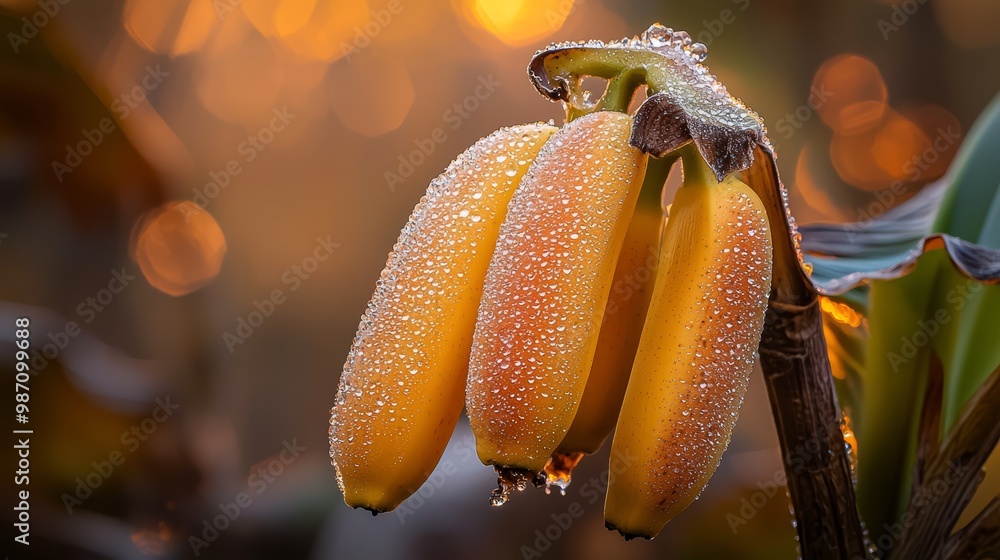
[799,184,998,297]
[929,93,1000,433]
[856,253,939,548]
[797,92,1000,555]
[932,93,1000,242]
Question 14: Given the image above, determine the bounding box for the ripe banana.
[605,153,772,539]
[331,24,784,540]
[329,122,557,512]
[545,186,665,489]
[466,111,648,494]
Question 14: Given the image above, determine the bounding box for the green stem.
[637,153,676,209]
[566,70,646,122]
[598,70,646,114]
[678,143,716,187]
[565,102,589,123]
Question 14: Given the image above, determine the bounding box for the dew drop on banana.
[606,172,772,539]
[330,123,557,512]
[467,111,647,477]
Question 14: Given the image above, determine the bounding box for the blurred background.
[0,0,998,558]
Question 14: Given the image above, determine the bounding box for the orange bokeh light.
[132,201,227,297]
[793,144,847,220]
[822,323,846,380]
[370,0,440,46]
[830,103,961,192]
[813,54,888,135]
[829,105,947,192]
[842,414,858,465]
[131,522,172,556]
[936,0,1000,49]
[835,100,890,136]
[273,0,371,61]
[196,32,284,124]
[900,104,963,181]
[124,0,219,57]
[242,0,318,37]
[829,125,894,191]
[873,113,931,181]
[820,296,864,329]
[330,52,414,137]
[455,0,574,47]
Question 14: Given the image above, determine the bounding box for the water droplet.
[690,42,708,62]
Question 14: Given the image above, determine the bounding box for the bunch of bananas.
[330,24,773,540]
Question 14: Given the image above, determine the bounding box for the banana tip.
[352,504,389,516]
[489,466,545,506]
[604,521,655,541]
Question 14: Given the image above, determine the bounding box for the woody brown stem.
[758,298,869,560]
[894,367,1000,559]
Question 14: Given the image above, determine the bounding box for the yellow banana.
[466,111,648,499]
[605,153,772,539]
[329,122,557,512]
[331,23,784,541]
[545,191,664,490]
